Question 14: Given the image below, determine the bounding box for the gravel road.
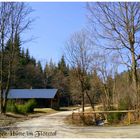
[2,110,140,138]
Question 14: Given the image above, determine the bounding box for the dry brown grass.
[65,112,95,126]
[0,114,27,127]
[65,111,140,127]
[34,108,58,114]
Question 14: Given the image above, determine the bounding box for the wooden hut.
[7,89,61,109]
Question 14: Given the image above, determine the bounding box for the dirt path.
[2,109,140,138]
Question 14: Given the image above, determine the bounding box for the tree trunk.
[102,84,110,110]
[82,91,85,112]
[80,79,85,113]
[85,91,96,120]
[0,25,5,114]
[131,47,139,108]
[2,61,12,114]
[130,46,140,119]
[85,91,95,111]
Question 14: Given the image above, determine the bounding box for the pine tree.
[25,49,30,63]
[37,61,43,73]
[58,55,69,76]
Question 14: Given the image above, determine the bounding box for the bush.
[106,98,132,124]
[107,112,125,124]
[6,99,37,114]
[16,104,27,114]
[119,97,133,110]
[16,99,37,114]
[6,100,17,113]
[71,113,95,126]
[83,114,94,125]
[27,99,37,112]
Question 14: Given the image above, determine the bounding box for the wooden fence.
[72,109,137,125]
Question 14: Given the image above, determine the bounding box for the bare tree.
[0,2,33,113]
[65,30,95,112]
[0,2,10,114]
[87,2,140,110]
[94,53,119,110]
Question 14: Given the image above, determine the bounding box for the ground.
[1,108,140,138]
[0,108,58,127]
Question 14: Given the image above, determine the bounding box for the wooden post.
[127,112,131,125]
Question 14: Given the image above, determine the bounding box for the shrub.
[83,114,94,125]
[26,99,37,112]
[6,100,18,113]
[107,98,132,124]
[119,97,133,110]
[71,113,95,126]
[6,99,37,114]
[16,104,27,114]
[16,99,37,114]
[107,112,124,124]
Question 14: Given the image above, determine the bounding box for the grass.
[0,113,27,127]
[64,113,95,126]
[65,111,140,127]
[34,108,58,114]
[64,104,140,127]
[60,106,81,111]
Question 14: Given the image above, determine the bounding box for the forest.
[0,2,140,119]
[2,33,140,113]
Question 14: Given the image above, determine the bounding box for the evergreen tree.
[58,56,69,76]
[37,61,43,73]
[25,49,30,63]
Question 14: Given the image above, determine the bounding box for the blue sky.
[22,2,87,67]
